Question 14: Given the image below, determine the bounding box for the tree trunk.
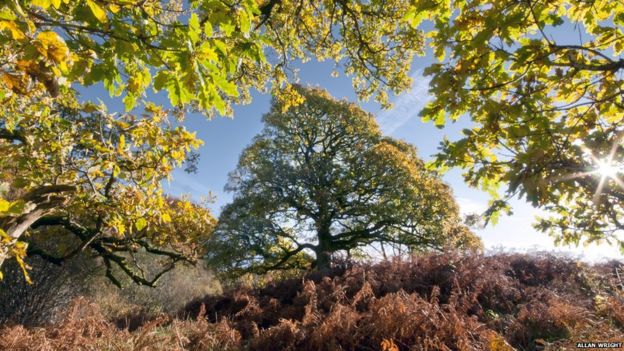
[380,242,388,261]
[0,247,8,271]
[315,248,332,271]
[0,208,49,270]
[0,184,75,271]
[315,224,333,272]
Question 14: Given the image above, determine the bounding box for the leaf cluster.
[417,0,624,249]
[0,89,216,285]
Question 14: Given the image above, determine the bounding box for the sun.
[575,140,623,181]
[595,159,620,179]
[564,141,624,202]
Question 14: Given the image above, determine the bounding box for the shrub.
[0,298,241,351]
[0,254,96,326]
[88,258,222,330]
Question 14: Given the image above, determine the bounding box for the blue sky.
[81,51,620,261]
[157,54,620,261]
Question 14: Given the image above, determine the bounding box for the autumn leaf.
[0,20,25,39]
[135,218,147,232]
[35,31,69,63]
[86,0,107,22]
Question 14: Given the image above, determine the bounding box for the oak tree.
[0,90,216,285]
[207,86,481,275]
[414,0,624,250]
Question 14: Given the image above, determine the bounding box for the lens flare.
[594,159,620,179]
[560,141,624,203]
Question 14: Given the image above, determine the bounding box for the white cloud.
[166,170,213,198]
[376,70,431,135]
[455,196,487,216]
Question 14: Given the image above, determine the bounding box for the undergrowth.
[1,252,623,350]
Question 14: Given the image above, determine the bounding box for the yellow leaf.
[161,213,172,223]
[86,0,107,23]
[118,134,126,153]
[115,222,126,235]
[12,242,32,284]
[135,217,147,231]
[0,228,10,243]
[0,21,26,40]
[109,4,120,13]
[112,164,121,177]
[30,0,52,9]
[0,197,10,213]
[35,31,69,63]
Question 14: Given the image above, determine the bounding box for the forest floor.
[1,252,623,350]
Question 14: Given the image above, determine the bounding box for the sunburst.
[582,141,624,202]
[554,140,624,203]
[594,159,621,179]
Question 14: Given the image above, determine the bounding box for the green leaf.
[188,13,201,44]
[204,22,213,37]
[214,75,238,97]
[168,78,183,106]
[123,94,137,111]
[86,0,107,23]
[153,71,170,91]
[220,22,235,36]
[238,10,250,33]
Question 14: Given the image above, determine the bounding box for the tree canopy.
[416,0,624,250]
[207,86,481,275]
[1,0,423,113]
[0,89,216,285]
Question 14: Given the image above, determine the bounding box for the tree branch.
[0,129,26,143]
[26,244,67,265]
[32,216,187,287]
[264,243,314,271]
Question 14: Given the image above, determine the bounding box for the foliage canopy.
[1,0,423,113]
[0,90,216,285]
[417,0,624,250]
[4,0,623,281]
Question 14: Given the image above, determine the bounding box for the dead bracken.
[1,252,623,351]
